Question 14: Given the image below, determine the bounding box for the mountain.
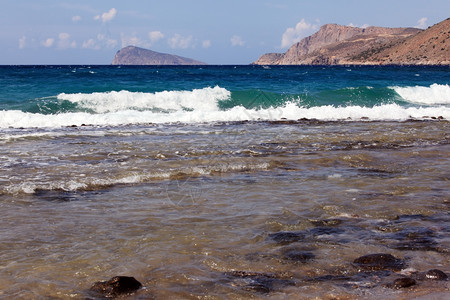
[112,46,207,65]
[253,18,450,65]
[354,18,450,65]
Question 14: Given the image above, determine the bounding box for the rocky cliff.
[253,18,449,65]
[112,46,207,65]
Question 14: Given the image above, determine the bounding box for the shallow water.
[0,120,448,298]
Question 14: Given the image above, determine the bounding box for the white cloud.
[94,8,117,23]
[415,17,428,29]
[57,33,76,49]
[83,34,118,50]
[168,34,193,49]
[42,38,55,48]
[19,36,26,49]
[97,34,118,48]
[82,38,98,50]
[148,31,164,44]
[121,33,145,48]
[202,40,211,48]
[59,32,70,40]
[281,19,318,48]
[72,15,82,22]
[347,23,369,29]
[230,35,245,47]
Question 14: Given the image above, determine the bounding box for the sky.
[1,0,449,65]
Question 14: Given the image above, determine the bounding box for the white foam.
[3,162,271,194]
[57,86,230,113]
[1,102,448,128]
[392,84,450,105]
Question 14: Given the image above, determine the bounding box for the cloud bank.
[149,31,164,44]
[94,8,117,23]
[168,34,193,49]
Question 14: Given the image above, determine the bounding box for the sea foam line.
[0,103,448,128]
[3,162,271,194]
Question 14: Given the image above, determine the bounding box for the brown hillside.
[360,18,450,65]
[253,18,449,65]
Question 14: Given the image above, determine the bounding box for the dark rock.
[268,231,304,245]
[353,253,405,271]
[425,269,448,280]
[281,249,315,263]
[391,277,416,289]
[90,276,142,297]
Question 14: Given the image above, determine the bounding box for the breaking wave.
[57,86,230,113]
[1,86,448,128]
[392,84,450,105]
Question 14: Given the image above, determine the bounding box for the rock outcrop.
[90,276,142,297]
[253,18,450,65]
[112,46,207,65]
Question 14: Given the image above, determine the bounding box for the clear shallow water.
[0,66,449,298]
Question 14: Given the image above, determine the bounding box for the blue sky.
[1,0,449,65]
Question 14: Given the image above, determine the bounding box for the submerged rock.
[353,253,405,271]
[268,226,345,245]
[225,271,295,293]
[425,269,448,280]
[388,227,441,252]
[391,277,416,289]
[308,226,345,236]
[281,249,315,263]
[391,237,440,252]
[268,231,304,245]
[90,276,142,297]
[305,274,352,283]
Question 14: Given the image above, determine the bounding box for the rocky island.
[253,18,450,65]
[112,46,207,65]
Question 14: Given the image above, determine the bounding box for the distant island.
[253,18,450,65]
[112,46,207,65]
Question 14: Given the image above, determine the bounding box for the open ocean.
[0,65,449,298]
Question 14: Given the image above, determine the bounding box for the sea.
[0,65,449,299]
